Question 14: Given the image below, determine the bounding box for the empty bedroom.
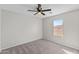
[0,4,79,54]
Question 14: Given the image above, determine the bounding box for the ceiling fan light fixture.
[36,12,42,16]
[38,12,41,14]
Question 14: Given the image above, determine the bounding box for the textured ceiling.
[1,4,79,18]
[21,4,79,18]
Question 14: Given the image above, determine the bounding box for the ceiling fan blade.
[41,12,45,15]
[34,12,38,15]
[28,10,37,12]
[42,9,51,12]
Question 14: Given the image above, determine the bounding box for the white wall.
[43,10,79,50]
[0,8,1,52]
[1,9,42,50]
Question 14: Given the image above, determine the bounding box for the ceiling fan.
[28,4,51,15]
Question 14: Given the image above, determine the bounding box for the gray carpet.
[0,39,79,54]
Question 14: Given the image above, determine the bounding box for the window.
[53,19,64,39]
